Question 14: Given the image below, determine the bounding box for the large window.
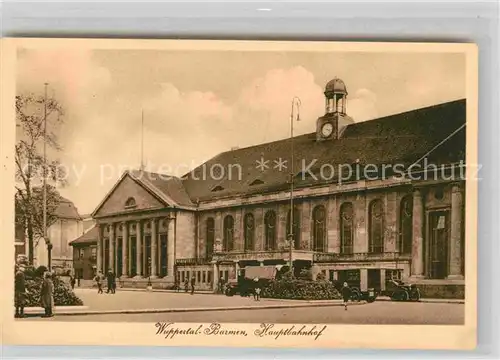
[264,210,277,250]
[399,195,413,254]
[312,205,327,252]
[223,215,234,251]
[340,202,354,254]
[286,208,301,249]
[244,213,255,251]
[206,217,215,258]
[369,199,385,253]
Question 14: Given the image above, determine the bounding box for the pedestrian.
[111,271,117,294]
[174,275,180,292]
[219,276,225,294]
[253,277,261,301]
[106,269,113,294]
[41,272,54,317]
[14,266,26,318]
[94,271,103,294]
[190,276,195,295]
[184,278,189,293]
[70,274,76,290]
[341,282,351,311]
[77,273,81,287]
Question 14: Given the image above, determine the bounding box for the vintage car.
[225,265,277,297]
[382,279,421,302]
[331,279,377,303]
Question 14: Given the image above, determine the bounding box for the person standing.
[111,271,117,294]
[219,276,225,294]
[70,274,76,290]
[341,282,351,311]
[14,266,26,318]
[106,269,113,294]
[184,278,189,293]
[94,271,103,294]
[41,272,54,317]
[253,277,261,301]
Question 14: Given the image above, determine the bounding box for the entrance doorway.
[428,211,450,279]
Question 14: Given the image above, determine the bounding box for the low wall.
[417,284,465,299]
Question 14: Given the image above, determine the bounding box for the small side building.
[70,225,98,280]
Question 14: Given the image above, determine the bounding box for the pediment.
[94,174,167,217]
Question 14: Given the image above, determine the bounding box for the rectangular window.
[202,271,206,283]
[79,249,84,259]
[91,247,97,257]
[224,270,229,281]
[197,271,201,283]
[329,270,335,282]
[207,271,212,284]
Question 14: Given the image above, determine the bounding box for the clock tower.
[316,77,354,141]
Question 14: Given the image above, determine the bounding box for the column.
[212,262,219,292]
[384,192,397,253]
[354,193,368,253]
[128,224,133,275]
[151,218,158,278]
[411,188,424,278]
[109,223,115,273]
[96,224,102,273]
[234,261,240,278]
[448,183,464,279]
[167,216,175,278]
[327,196,339,253]
[135,220,143,277]
[380,269,386,291]
[122,222,128,277]
[360,268,368,291]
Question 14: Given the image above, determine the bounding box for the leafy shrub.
[18,266,83,307]
[262,277,341,300]
[298,268,313,281]
[315,272,327,281]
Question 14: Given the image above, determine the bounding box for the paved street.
[69,288,306,311]
[24,290,464,324]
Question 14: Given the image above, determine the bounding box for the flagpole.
[288,96,301,275]
[141,109,144,170]
[43,82,52,270]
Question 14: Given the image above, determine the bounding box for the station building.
[90,78,466,297]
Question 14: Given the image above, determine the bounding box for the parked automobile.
[225,265,276,297]
[332,279,377,303]
[382,279,421,302]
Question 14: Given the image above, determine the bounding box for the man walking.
[341,282,351,311]
[190,276,195,295]
[94,271,103,294]
[106,269,113,294]
[14,266,26,318]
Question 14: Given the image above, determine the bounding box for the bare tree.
[15,93,67,264]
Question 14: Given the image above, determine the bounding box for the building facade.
[91,78,466,296]
[28,197,83,271]
[70,225,98,280]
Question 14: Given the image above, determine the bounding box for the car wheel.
[401,290,409,301]
[410,288,421,302]
[351,290,361,302]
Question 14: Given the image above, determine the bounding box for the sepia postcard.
[1,38,478,350]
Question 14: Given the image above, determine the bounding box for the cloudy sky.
[16,47,465,215]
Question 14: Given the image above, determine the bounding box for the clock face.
[321,122,333,137]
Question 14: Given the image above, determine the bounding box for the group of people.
[14,265,55,318]
[93,269,117,294]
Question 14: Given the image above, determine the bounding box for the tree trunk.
[27,217,34,265]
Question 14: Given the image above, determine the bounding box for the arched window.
[264,211,277,250]
[369,199,384,253]
[312,205,327,252]
[286,208,301,250]
[206,217,215,258]
[244,213,255,251]
[223,215,234,251]
[399,195,413,254]
[340,203,354,254]
[125,197,136,208]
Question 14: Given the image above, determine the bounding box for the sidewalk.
[375,296,464,304]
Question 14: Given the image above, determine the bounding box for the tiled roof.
[180,99,466,201]
[69,225,98,246]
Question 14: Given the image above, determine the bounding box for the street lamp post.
[288,96,301,275]
[42,82,51,270]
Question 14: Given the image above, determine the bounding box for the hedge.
[261,276,342,300]
[18,266,84,307]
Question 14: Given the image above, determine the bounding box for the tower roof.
[325,77,348,95]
